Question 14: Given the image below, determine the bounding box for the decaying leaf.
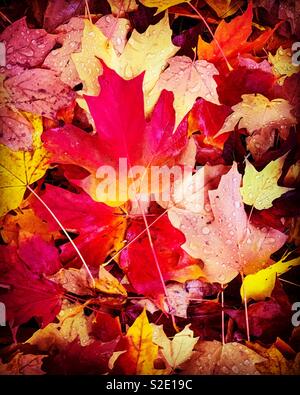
[0,107,34,151]
[3,69,75,119]
[179,340,266,374]
[0,353,45,375]
[246,341,300,375]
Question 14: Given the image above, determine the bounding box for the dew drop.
[218,274,225,282]
[234,201,241,208]
[204,203,211,212]
[202,226,210,235]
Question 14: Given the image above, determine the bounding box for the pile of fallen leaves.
[0,0,300,375]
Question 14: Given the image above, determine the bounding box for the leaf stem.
[187,2,233,71]
[27,185,95,288]
[240,271,250,341]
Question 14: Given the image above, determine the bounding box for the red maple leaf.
[198,2,281,72]
[0,235,63,327]
[31,184,125,268]
[43,62,188,205]
[119,215,201,303]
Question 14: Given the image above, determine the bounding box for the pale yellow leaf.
[268,47,299,85]
[71,19,118,96]
[72,14,178,111]
[218,94,296,136]
[108,0,138,15]
[139,0,190,15]
[167,164,287,283]
[152,324,198,369]
[240,154,293,210]
[119,13,178,97]
[147,55,219,127]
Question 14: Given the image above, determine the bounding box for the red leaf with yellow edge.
[43,62,187,206]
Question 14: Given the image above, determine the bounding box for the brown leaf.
[179,340,265,374]
[43,0,85,32]
[0,353,45,375]
[246,341,300,375]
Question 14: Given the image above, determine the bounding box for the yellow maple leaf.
[72,14,178,112]
[240,154,293,210]
[27,303,92,350]
[0,113,49,217]
[139,0,190,15]
[241,254,300,301]
[204,0,242,18]
[151,324,198,369]
[268,46,299,85]
[95,265,127,297]
[71,19,118,96]
[217,94,296,136]
[108,0,138,15]
[116,309,164,374]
